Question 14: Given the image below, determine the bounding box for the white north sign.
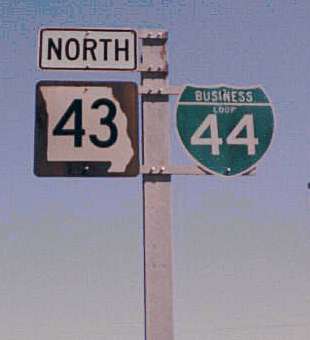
[39,28,137,70]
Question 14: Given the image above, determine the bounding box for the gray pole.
[140,31,174,340]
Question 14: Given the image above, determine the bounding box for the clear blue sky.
[0,1,309,339]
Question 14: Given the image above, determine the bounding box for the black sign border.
[39,28,137,71]
[34,80,139,177]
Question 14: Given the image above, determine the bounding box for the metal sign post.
[139,31,174,340]
[35,26,273,340]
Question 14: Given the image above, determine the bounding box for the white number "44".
[191,114,258,155]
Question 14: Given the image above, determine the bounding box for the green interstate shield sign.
[176,85,275,176]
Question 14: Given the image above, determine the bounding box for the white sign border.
[175,83,276,178]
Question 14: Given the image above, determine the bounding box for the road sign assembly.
[35,27,275,340]
[177,85,274,176]
[34,81,139,177]
[39,28,137,70]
